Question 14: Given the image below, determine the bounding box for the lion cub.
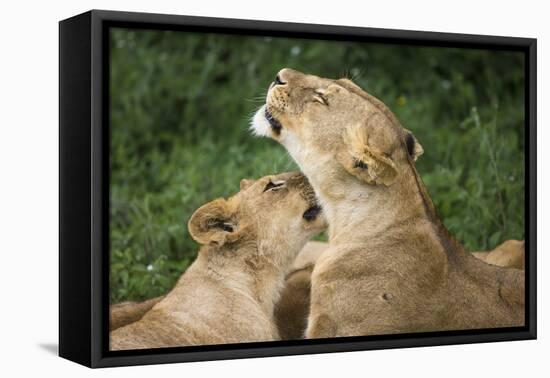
[110,241,329,334]
[252,69,524,337]
[110,172,326,350]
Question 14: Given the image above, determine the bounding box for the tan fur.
[110,296,164,331]
[252,69,525,337]
[291,240,328,270]
[109,241,328,333]
[273,265,315,340]
[472,251,489,261]
[110,172,326,350]
[474,240,525,270]
[110,238,520,336]
[274,241,327,339]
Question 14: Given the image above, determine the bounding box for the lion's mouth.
[264,108,282,136]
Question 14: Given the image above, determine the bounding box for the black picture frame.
[59,9,537,368]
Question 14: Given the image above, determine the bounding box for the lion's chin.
[250,105,272,137]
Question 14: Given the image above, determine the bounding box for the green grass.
[109,29,525,303]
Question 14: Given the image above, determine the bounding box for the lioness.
[274,239,527,339]
[252,69,524,337]
[110,172,326,350]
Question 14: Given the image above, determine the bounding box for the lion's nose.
[277,68,302,83]
[273,74,286,86]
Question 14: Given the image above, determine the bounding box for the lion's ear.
[338,114,398,186]
[188,199,237,246]
[239,178,255,191]
[404,128,424,161]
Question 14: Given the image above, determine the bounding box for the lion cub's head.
[251,69,423,197]
[188,172,326,263]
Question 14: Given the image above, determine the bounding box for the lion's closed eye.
[263,180,285,192]
[312,90,329,106]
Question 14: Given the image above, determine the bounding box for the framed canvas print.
[59,9,536,368]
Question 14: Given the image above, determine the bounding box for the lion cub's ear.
[404,128,424,162]
[188,199,238,246]
[239,178,255,191]
[338,114,398,186]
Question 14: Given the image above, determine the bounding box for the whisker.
[350,66,367,82]
[244,97,267,103]
[340,68,351,80]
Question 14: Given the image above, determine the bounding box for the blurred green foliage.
[110,28,525,303]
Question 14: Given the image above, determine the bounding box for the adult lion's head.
[251,68,423,190]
